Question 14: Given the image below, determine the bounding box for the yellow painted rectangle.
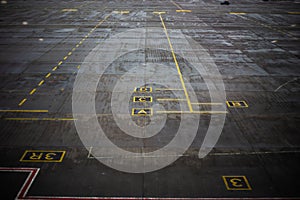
[132,108,153,116]
[62,9,78,12]
[222,176,252,190]
[226,101,248,108]
[20,150,66,162]
[133,96,152,102]
[134,87,152,93]
[176,10,192,13]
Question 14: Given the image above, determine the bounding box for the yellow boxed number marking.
[20,150,66,162]
[226,101,248,108]
[222,176,252,190]
[133,96,152,102]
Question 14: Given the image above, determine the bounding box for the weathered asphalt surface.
[0,0,299,199]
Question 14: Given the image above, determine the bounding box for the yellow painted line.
[171,0,183,10]
[288,12,300,15]
[45,73,51,78]
[72,47,76,51]
[77,65,81,69]
[18,98,27,106]
[157,98,186,101]
[230,12,246,15]
[76,44,80,48]
[155,88,184,91]
[29,88,37,95]
[52,66,58,71]
[0,110,48,113]
[68,52,72,56]
[153,11,166,15]
[191,102,224,105]
[5,117,76,121]
[79,41,83,44]
[156,110,227,114]
[62,8,78,12]
[38,80,44,86]
[58,61,63,66]
[176,10,191,13]
[63,56,68,60]
[159,14,193,112]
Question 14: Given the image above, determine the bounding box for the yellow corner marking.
[159,14,193,112]
[230,12,246,15]
[0,110,48,113]
[62,8,78,12]
[38,80,44,86]
[18,98,27,106]
[29,88,37,95]
[45,73,51,78]
[176,10,191,13]
[52,66,58,71]
[58,61,63,66]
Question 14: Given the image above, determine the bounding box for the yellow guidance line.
[156,110,227,114]
[5,117,75,121]
[29,88,37,95]
[191,102,224,105]
[18,98,27,106]
[229,12,246,15]
[0,110,48,113]
[171,0,183,10]
[155,88,184,91]
[288,12,300,15]
[158,14,193,112]
[157,98,186,101]
[176,10,191,13]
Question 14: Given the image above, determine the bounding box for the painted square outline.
[226,101,249,108]
[222,175,252,190]
[131,108,153,116]
[133,96,153,103]
[20,150,66,162]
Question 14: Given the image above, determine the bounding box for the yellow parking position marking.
[20,150,66,162]
[18,98,27,106]
[52,66,58,71]
[58,61,63,66]
[61,8,78,12]
[288,12,300,15]
[0,110,48,113]
[157,98,186,101]
[29,88,37,95]
[134,86,152,93]
[222,176,252,190]
[45,73,51,78]
[176,10,192,13]
[132,108,152,116]
[5,117,75,121]
[133,96,152,102]
[230,12,246,15]
[158,14,193,112]
[226,101,248,108]
[38,80,44,86]
[156,110,227,114]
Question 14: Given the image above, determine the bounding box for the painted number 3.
[230,178,243,187]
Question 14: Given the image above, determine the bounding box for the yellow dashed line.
[18,98,27,106]
[63,56,68,60]
[68,52,72,56]
[79,41,83,44]
[77,65,81,69]
[72,48,76,51]
[45,73,51,78]
[29,88,37,95]
[52,66,58,71]
[38,80,44,86]
[58,61,63,66]
[76,44,80,48]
